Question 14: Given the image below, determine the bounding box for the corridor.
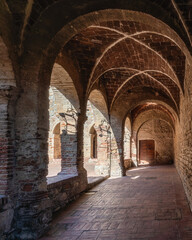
[41,166,192,240]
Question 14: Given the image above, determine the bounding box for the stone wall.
[47,175,87,213]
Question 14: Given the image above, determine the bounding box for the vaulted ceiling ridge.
[110,70,178,112]
[87,25,182,93]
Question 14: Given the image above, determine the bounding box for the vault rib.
[110,70,179,113]
[87,25,182,93]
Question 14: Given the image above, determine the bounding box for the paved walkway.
[41,166,192,240]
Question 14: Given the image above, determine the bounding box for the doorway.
[139,140,155,165]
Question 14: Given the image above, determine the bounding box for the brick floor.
[41,165,192,240]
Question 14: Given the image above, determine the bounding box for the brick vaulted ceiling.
[5,0,192,48]
[63,21,185,114]
[3,0,191,119]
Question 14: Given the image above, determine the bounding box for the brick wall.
[174,60,192,210]
[47,175,87,213]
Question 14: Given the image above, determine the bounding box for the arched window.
[53,123,61,159]
[90,126,97,158]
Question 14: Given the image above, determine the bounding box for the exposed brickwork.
[174,60,192,211]
[0,3,192,240]
[19,1,192,55]
[133,32,186,89]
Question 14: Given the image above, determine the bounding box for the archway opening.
[47,63,80,177]
[84,90,110,177]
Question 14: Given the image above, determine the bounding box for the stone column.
[76,106,88,188]
[0,87,15,195]
[110,116,125,177]
[13,70,52,240]
[0,86,16,237]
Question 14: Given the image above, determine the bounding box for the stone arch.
[22,9,191,111]
[11,6,192,239]
[133,109,175,134]
[132,107,175,166]
[109,70,181,112]
[128,99,178,122]
[50,63,80,110]
[24,4,191,68]
[14,50,87,238]
[35,8,190,103]
[112,90,178,122]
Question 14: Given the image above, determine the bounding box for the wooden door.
[139,140,155,163]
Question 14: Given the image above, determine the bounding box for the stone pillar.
[13,70,52,240]
[0,86,16,238]
[76,107,88,188]
[110,116,125,177]
[0,87,15,195]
